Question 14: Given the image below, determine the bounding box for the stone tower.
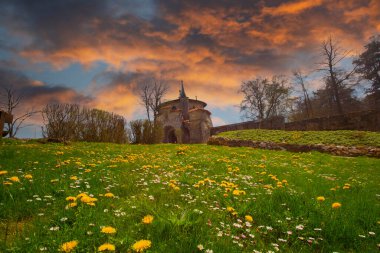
[157,81,213,143]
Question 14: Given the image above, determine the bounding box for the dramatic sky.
[0,0,379,137]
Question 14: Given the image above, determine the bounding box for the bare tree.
[0,86,38,138]
[138,78,169,123]
[318,36,358,115]
[139,84,153,122]
[293,70,313,118]
[240,76,290,121]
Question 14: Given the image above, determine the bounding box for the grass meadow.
[0,139,379,252]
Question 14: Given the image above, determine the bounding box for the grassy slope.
[217,129,380,147]
[0,139,379,252]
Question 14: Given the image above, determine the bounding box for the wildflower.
[104,193,115,198]
[332,202,342,209]
[3,181,12,185]
[60,240,78,252]
[70,176,78,180]
[245,215,253,222]
[80,196,97,203]
[132,240,152,252]
[24,174,33,179]
[9,176,20,182]
[316,196,325,202]
[0,170,8,176]
[142,215,154,224]
[197,244,204,250]
[101,226,117,234]
[66,196,77,202]
[296,224,304,230]
[98,243,115,251]
[65,202,77,209]
[76,193,88,199]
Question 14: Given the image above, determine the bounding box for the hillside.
[217,129,380,147]
[0,139,379,252]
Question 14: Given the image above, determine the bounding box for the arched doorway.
[164,126,177,143]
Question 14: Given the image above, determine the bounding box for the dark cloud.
[0,68,92,107]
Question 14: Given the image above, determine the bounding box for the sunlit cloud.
[0,0,378,131]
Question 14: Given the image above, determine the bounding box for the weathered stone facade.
[157,82,213,143]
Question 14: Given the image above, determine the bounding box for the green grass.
[217,129,380,147]
[0,139,379,252]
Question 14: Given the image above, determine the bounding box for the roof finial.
[179,80,187,98]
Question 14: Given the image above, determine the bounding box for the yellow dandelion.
[332,202,342,209]
[65,202,77,209]
[80,196,97,203]
[142,215,154,224]
[104,193,115,198]
[24,174,33,179]
[3,181,12,185]
[245,215,253,222]
[132,239,152,252]
[0,170,8,176]
[60,240,78,252]
[70,176,78,180]
[316,196,325,202]
[98,243,115,251]
[66,196,77,202]
[101,226,117,234]
[76,193,88,199]
[9,176,20,182]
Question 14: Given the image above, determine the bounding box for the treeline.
[42,104,128,143]
[42,103,164,144]
[240,35,380,122]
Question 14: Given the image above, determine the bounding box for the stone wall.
[210,110,380,135]
[211,116,285,135]
[285,110,380,131]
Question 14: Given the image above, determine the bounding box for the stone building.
[157,82,213,143]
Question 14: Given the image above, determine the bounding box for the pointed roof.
[179,80,187,98]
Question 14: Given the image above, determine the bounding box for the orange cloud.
[88,83,139,119]
[9,0,379,121]
[262,0,324,16]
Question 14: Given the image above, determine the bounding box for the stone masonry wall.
[210,110,380,135]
